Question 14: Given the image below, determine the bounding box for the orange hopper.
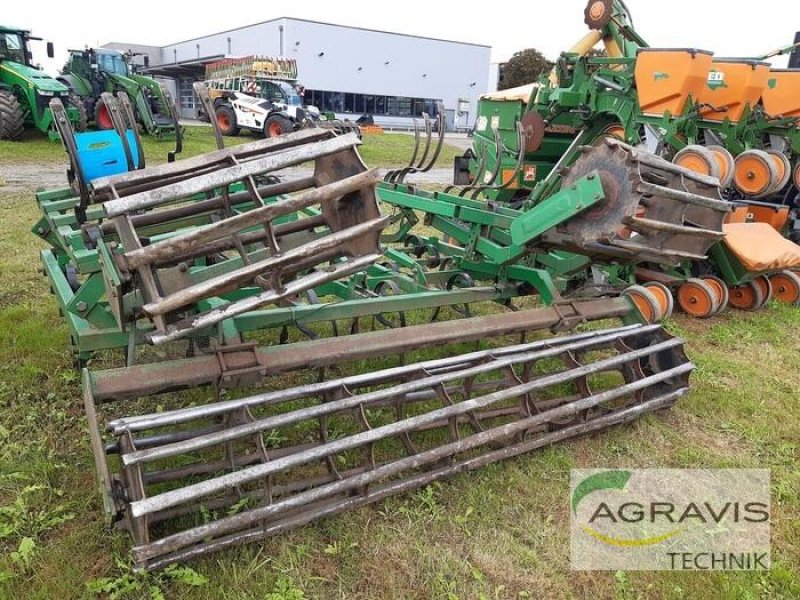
[695,59,770,123]
[634,48,714,116]
[761,69,800,119]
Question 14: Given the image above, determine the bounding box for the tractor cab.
[95,49,130,77]
[0,26,53,66]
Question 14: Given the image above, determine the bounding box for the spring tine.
[386,117,422,183]
[470,122,526,200]
[416,112,433,169]
[415,103,447,174]
[392,113,432,184]
[458,141,490,197]
[469,128,504,199]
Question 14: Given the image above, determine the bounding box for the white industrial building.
[106,18,492,130]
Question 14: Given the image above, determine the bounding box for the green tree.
[498,48,553,90]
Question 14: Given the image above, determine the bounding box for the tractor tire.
[0,90,25,141]
[265,114,293,138]
[215,105,240,136]
[94,98,114,130]
[68,94,88,132]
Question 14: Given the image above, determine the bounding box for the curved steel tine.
[416,103,447,173]
[458,141,489,196]
[470,122,526,200]
[469,128,503,199]
[394,113,432,184]
[386,117,422,183]
[415,112,433,169]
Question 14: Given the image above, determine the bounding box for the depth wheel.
[728,281,764,311]
[734,150,778,197]
[764,150,791,195]
[752,275,773,308]
[677,278,719,318]
[701,275,729,315]
[673,145,722,181]
[622,285,664,323]
[769,270,800,305]
[642,281,674,319]
[706,145,735,188]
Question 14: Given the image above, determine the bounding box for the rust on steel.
[85,321,692,570]
[87,297,635,402]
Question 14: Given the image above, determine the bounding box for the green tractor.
[59,48,179,138]
[0,24,83,140]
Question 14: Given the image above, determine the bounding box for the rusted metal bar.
[121,170,381,271]
[86,297,636,402]
[152,214,328,268]
[120,325,671,467]
[103,133,360,218]
[91,129,331,199]
[109,325,642,434]
[148,252,384,344]
[141,217,387,319]
[84,320,690,569]
[142,389,683,571]
[94,176,317,235]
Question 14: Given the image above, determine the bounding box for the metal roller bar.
[85,297,637,402]
[122,169,381,271]
[103,133,360,218]
[140,389,684,571]
[148,252,384,344]
[91,129,331,197]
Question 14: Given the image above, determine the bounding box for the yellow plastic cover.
[481,84,538,103]
[722,223,800,271]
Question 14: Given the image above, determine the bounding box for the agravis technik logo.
[570,469,770,571]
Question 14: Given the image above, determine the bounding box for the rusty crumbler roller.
[35,98,705,571]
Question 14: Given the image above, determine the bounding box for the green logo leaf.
[571,470,631,515]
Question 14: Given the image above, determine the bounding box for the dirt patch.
[0,161,68,193]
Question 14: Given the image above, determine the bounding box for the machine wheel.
[672,145,722,181]
[94,98,114,130]
[68,94,88,132]
[764,149,792,195]
[215,105,240,136]
[768,270,800,305]
[676,278,719,318]
[705,145,735,188]
[642,282,674,319]
[752,275,773,308]
[701,275,729,315]
[728,281,764,311]
[734,150,777,197]
[265,114,293,138]
[622,285,663,323]
[0,89,25,141]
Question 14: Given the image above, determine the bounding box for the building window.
[178,78,195,111]
[304,89,441,118]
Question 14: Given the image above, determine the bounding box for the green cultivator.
[35,99,726,568]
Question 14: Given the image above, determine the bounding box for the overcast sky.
[6,0,799,74]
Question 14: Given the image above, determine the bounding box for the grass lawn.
[0,131,797,599]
